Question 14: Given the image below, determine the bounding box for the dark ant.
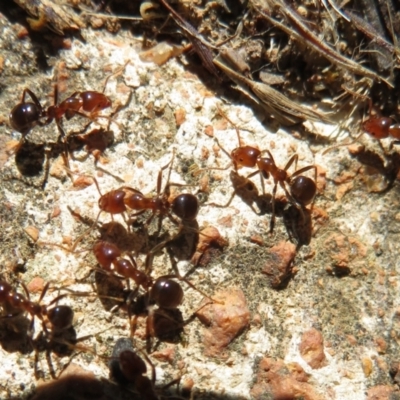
[0,280,73,334]
[109,338,182,400]
[0,280,77,379]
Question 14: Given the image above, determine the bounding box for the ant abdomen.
[9,103,42,135]
[98,190,127,214]
[290,176,316,205]
[171,193,199,220]
[46,305,74,331]
[149,277,183,309]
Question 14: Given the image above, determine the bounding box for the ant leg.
[281,181,306,222]
[207,190,236,208]
[23,88,44,111]
[216,104,244,147]
[283,154,298,172]
[46,347,57,379]
[269,182,278,233]
[291,165,317,183]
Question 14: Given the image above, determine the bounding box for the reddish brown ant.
[0,280,73,335]
[9,86,111,140]
[90,239,217,352]
[77,151,200,244]
[324,100,400,155]
[247,151,317,233]
[199,106,317,230]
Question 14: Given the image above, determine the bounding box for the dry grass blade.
[250,0,394,88]
[213,57,333,125]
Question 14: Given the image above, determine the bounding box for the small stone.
[196,288,250,358]
[174,108,186,126]
[24,226,39,242]
[191,226,228,267]
[367,385,395,400]
[27,277,45,294]
[262,241,296,288]
[362,357,373,377]
[299,328,327,369]
[204,125,214,137]
[250,357,324,400]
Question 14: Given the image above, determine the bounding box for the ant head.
[171,194,199,220]
[362,117,392,139]
[9,102,42,135]
[93,241,121,270]
[149,277,183,309]
[119,350,147,381]
[290,176,316,206]
[231,146,260,168]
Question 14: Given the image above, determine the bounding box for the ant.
[324,100,400,155]
[0,280,73,335]
[85,150,199,239]
[0,280,77,379]
[201,105,317,231]
[91,239,216,352]
[109,338,181,400]
[9,86,111,141]
[247,150,317,233]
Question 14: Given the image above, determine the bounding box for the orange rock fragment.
[25,226,39,242]
[250,357,324,400]
[27,277,45,294]
[174,108,186,126]
[367,385,395,400]
[299,328,327,369]
[262,241,296,288]
[196,288,250,358]
[191,226,228,267]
